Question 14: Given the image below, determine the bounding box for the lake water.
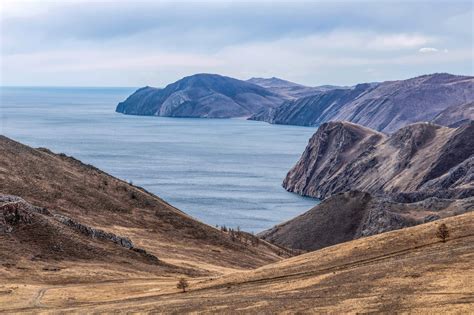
[0,87,319,232]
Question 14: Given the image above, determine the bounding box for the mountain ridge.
[250,73,474,132]
[283,120,474,200]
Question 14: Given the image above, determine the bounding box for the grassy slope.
[2,211,472,313]
[0,136,287,279]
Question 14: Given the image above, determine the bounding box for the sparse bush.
[436,223,449,243]
[177,278,189,293]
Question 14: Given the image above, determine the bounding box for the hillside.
[283,121,474,200]
[246,77,341,99]
[0,135,287,282]
[251,73,473,133]
[4,212,472,313]
[431,101,474,127]
[259,190,473,251]
[116,73,284,118]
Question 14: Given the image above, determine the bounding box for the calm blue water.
[0,87,319,232]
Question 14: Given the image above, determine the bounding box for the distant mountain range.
[117,73,473,133]
[246,77,344,99]
[251,73,474,133]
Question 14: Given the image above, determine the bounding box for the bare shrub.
[436,223,449,243]
[177,278,189,293]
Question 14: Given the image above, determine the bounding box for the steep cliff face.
[116,74,284,118]
[283,121,474,200]
[259,191,473,251]
[251,73,474,133]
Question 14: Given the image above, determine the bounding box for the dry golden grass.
[0,136,287,279]
[1,136,472,313]
[2,212,472,313]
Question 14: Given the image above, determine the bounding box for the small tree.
[436,223,449,243]
[177,278,189,293]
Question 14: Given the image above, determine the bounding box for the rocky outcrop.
[0,195,159,263]
[283,121,474,200]
[116,73,284,118]
[54,214,134,249]
[259,191,474,251]
[251,73,474,133]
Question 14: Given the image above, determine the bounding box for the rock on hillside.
[251,73,474,133]
[283,121,474,200]
[259,191,473,251]
[116,73,284,118]
[0,194,172,277]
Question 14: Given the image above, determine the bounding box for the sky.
[0,0,473,87]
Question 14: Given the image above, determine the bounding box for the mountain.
[259,190,473,251]
[250,73,474,133]
[283,121,474,200]
[247,77,342,99]
[116,73,284,118]
[1,136,472,313]
[7,211,473,313]
[431,101,474,127]
[0,135,289,286]
[251,83,373,125]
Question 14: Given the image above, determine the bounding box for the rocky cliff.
[116,73,284,118]
[283,121,474,200]
[251,73,474,133]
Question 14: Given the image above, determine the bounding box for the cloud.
[369,34,433,50]
[419,47,439,53]
[0,1,472,86]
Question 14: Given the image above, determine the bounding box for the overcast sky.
[1,0,472,87]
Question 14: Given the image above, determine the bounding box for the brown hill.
[4,212,472,313]
[259,190,473,251]
[283,121,474,200]
[0,135,287,283]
